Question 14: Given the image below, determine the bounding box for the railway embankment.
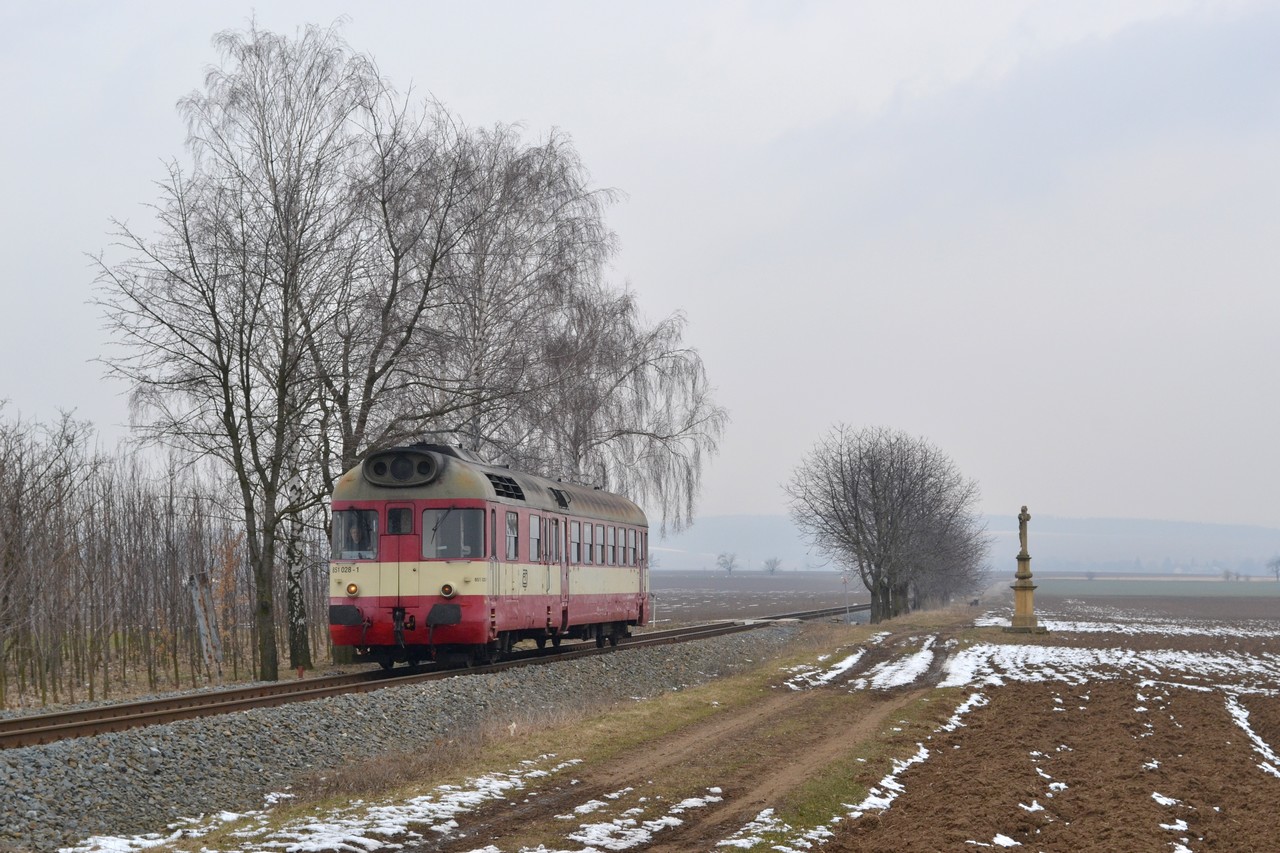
[0,624,801,852]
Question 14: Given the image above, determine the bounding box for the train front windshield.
[423,508,483,559]
[332,510,379,559]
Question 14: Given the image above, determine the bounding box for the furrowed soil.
[398,580,1280,853]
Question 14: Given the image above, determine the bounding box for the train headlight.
[440,583,456,598]
[346,583,359,597]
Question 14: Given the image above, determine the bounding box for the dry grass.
[776,686,968,832]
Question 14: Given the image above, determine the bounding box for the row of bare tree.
[92,23,725,681]
[0,409,332,708]
[787,425,989,623]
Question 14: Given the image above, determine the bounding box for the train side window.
[583,522,593,565]
[549,518,560,563]
[570,521,581,564]
[506,511,519,561]
[387,508,412,535]
[530,515,542,562]
[490,509,496,558]
[332,509,378,560]
[595,524,605,565]
[607,526,616,565]
[628,528,637,566]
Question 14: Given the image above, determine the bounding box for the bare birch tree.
[473,283,727,533]
[97,23,374,680]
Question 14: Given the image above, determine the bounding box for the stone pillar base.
[1002,624,1049,634]
[1007,553,1049,633]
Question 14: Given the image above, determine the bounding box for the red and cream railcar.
[328,444,650,668]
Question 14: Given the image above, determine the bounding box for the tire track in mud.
[644,688,931,852]
[426,631,962,852]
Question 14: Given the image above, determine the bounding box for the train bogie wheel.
[378,657,395,672]
[595,633,606,649]
[535,636,547,652]
[552,635,562,649]
[608,633,619,647]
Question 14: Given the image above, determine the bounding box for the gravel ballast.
[0,624,799,852]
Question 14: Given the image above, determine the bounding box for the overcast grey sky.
[2,1,1277,528]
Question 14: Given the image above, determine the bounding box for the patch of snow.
[784,649,867,690]
[992,834,1022,847]
[858,637,936,690]
[843,744,930,817]
[63,757,583,853]
[977,607,1280,640]
[939,643,1280,692]
[568,787,721,851]
[1224,694,1280,778]
[1152,792,1181,806]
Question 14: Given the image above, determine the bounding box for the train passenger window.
[550,518,561,563]
[387,508,412,535]
[628,529,636,566]
[422,508,483,559]
[607,526,616,565]
[595,524,605,565]
[332,510,378,560]
[582,522,593,565]
[530,515,542,561]
[570,521,581,564]
[506,511,519,561]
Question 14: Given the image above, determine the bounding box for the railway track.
[0,604,869,750]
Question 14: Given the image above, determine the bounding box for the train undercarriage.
[352,619,635,670]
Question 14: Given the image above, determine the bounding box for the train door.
[503,510,522,602]
[532,515,549,596]
[384,503,417,603]
[556,517,570,631]
[488,508,500,598]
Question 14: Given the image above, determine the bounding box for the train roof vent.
[548,487,571,509]
[485,473,525,500]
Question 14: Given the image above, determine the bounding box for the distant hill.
[654,514,1280,576]
[652,515,820,572]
